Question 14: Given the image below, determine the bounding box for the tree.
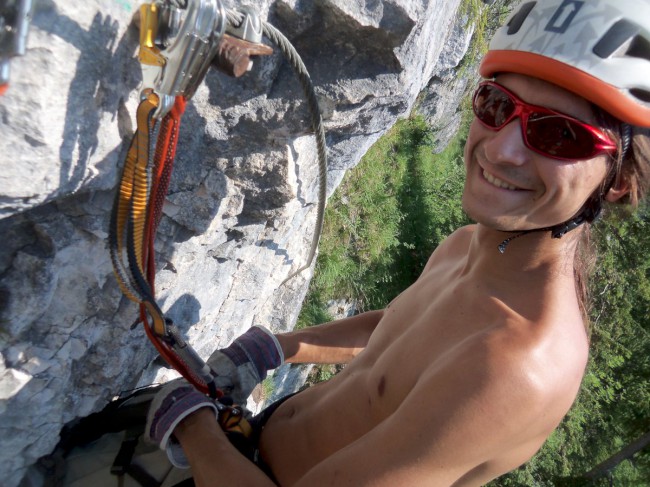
[581,430,650,482]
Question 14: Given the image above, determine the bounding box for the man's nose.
[482,118,530,167]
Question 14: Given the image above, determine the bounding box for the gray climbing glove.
[145,379,219,468]
[207,326,284,404]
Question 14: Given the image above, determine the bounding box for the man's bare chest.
[370,269,497,360]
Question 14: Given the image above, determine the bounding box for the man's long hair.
[575,113,650,332]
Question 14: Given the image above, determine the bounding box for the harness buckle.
[138,0,227,118]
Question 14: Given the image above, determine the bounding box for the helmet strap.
[621,123,632,159]
[497,196,603,254]
[496,140,625,254]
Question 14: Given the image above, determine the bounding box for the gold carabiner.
[138,3,166,67]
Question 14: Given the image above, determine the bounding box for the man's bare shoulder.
[436,225,477,254]
[417,317,588,437]
[420,225,476,273]
[398,323,587,480]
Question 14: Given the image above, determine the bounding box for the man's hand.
[174,407,279,487]
[145,380,219,468]
[208,326,284,404]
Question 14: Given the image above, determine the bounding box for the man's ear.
[605,176,630,202]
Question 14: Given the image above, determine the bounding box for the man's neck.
[461,224,581,286]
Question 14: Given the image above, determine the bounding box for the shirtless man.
[146,0,650,485]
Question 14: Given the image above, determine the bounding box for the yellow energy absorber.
[110,92,168,337]
[110,93,159,303]
[130,106,153,278]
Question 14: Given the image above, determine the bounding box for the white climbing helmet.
[479,0,650,128]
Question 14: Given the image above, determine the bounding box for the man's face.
[462,73,611,232]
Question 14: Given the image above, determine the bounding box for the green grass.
[458,0,492,70]
[260,376,276,400]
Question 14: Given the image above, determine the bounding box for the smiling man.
[145,1,650,485]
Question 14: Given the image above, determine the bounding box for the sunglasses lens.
[473,84,515,128]
[526,114,597,159]
[472,82,613,161]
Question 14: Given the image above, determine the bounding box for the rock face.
[416,12,476,151]
[0,0,478,484]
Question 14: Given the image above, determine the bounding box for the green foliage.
[457,0,519,75]
[304,115,470,315]
[305,364,346,387]
[295,290,334,330]
[261,376,276,399]
[458,0,491,72]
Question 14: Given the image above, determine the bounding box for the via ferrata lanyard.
[110,0,229,398]
[110,0,327,401]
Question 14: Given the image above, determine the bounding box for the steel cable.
[226,9,328,285]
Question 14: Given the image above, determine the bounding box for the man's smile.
[481,168,521,191]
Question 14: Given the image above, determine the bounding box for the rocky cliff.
[0,0,477,484]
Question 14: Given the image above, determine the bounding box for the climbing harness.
[109,0,327,400]
[43,383,253,486]
[0,0,33,95]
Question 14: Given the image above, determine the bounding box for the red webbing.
[137,96,214,395]
[144,96,187,287]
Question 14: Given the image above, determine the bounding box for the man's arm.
[203,310,383,404]
[174,409,278,486]
[275,309,384,364]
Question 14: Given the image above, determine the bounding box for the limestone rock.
[0,0,483,484]
[415,12,477,152]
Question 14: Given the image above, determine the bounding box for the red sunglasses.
[472,81,617,161]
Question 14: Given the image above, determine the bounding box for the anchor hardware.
[0,0,33,95]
